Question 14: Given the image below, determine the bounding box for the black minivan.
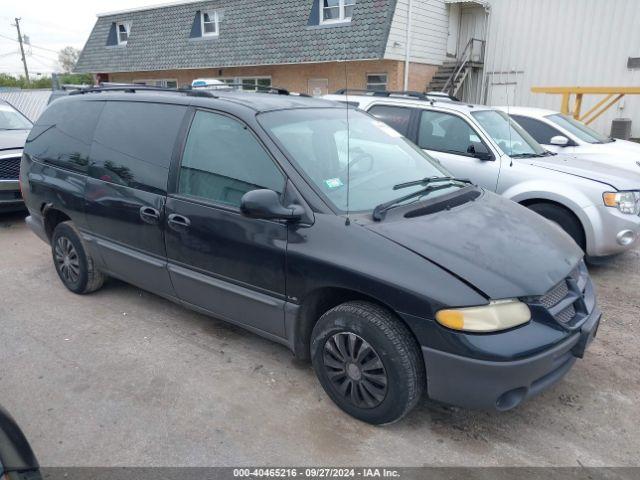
[21,87,601,424]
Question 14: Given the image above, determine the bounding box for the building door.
[308,78,329,96]
[446,3,461,57]
[457,6,486,61]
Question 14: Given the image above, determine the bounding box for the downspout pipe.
[403,0,413,91]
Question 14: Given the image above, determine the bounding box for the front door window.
[178,110,285,207]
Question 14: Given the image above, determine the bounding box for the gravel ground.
[0,211,638,467]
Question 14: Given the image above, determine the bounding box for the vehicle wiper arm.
[372,183,459,221]
[393,176,473,191]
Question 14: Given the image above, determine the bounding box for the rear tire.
[527,203,586,250]
[51,221,104,294]
[310,301,424,425]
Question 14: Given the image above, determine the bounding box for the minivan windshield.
[547,113,613,144]
[471,109,547,157]
[259,108,463,212]
[0,104,32,130]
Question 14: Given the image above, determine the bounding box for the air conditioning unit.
[611,118,632,140]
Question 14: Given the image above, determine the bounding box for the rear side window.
[178,110,285,207]
[368,105,412,137]
[90,101,187,193]
[511,115,562,145]
[418,110,480,156]
[25,99,104,173]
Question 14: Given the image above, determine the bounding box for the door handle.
[139,206,161,224]
[167,213,191,230]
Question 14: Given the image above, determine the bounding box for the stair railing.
[441,38,485,96]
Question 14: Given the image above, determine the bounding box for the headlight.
[435,299,531,332]
[603,191,640,215]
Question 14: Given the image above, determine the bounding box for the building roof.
[75,0,398,74]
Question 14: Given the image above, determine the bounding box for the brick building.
[74,0,470,95]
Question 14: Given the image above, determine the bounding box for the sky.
[1,0,166,76]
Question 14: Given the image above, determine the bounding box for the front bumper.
[584,204,640,257]
[421,305,601,411]
[0,179,23,211]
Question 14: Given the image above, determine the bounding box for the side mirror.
[467,142,493,161]
[550,135,570,146]
[240,189,304,222]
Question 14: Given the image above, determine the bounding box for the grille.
[0,156,20,180]
[539,281,569,309]
[556,304,576,324]
[535,263,589,327]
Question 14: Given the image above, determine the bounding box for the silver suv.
[324,92,640,258]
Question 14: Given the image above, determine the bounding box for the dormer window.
[201,10,219,37]
[117,22,130,45]
[321,0,355,24]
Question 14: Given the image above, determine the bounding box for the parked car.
[0,404,42,480]
[22,87,600,424]
[496,106,640,170]
[0,100,32,212]
[325,92,640,258]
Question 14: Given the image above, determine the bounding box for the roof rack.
[68,85,218,98]
[333,89,459,102]
[196,83,311,97]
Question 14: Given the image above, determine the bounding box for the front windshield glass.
[547,113,612,144]
[259,108,461,212]
[471,109,546,156]
[0,104,32,130]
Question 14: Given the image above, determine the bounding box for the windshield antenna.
[343,45,351,226]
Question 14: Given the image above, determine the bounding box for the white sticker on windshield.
[373,120,402,138]
[325,178,344,189]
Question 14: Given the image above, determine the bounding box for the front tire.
[51,221,104,294]
[527,203,586,250]
[311,301,424,425]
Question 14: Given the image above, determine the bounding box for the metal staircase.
[427,38,485,98]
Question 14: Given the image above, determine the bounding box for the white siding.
[483,0,640,137]
[384,0,449,66]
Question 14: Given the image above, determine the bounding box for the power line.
[0,32,60,54]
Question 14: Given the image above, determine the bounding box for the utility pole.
[13,17,30,84]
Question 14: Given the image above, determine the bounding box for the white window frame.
[201,10,219,37]
[320,0,356,25]
[117,22,130,45]
[134,79,179,88]
[218,76,272,92]
[366,73,388,92]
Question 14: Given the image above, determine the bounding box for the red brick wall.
[105,59,437,94]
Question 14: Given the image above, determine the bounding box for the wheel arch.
[290,286,420,361]
[502,184,595,252]
[518,197,588,250]
[41,204,71,240]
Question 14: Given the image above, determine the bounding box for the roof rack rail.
[333,89,459,102]
[195,83,311,97]
[68,85,218,98]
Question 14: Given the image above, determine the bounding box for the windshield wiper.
[510,152,551,158]
[393,176,473,191]
[373,183,467,221]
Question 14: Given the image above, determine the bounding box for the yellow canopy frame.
[530,86,640,125]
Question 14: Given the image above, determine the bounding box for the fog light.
[616,230,636,246]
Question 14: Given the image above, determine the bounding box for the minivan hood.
[0,129,29,151]
[366,190,582,299]
[525,153,640,190]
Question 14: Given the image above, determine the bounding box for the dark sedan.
[0,100,32,212]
